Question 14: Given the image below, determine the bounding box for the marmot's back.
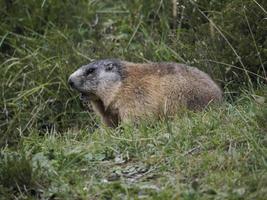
[113,62,222,121]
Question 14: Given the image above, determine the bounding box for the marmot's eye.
[85,68,95,76]
[106,64,114,71]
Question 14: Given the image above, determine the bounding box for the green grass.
[0,95,266,199]
[0,0,267,199]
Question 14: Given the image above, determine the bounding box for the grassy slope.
[0,0,267,199]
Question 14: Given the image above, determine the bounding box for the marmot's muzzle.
[68,77,75,89]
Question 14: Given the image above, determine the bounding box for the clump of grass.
[0,152,44,199]
[0,153,33,190]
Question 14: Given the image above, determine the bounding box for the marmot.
[68,59,222,127]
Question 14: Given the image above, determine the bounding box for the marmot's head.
[68,59,123,101]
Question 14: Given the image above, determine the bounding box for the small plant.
[0,152,33,194]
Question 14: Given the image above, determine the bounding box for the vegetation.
[0,0,266,199]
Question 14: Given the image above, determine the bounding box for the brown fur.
[86,61,222,127]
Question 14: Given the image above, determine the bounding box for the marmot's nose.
[68,77,75,89]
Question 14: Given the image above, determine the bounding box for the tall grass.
[1,0,266,144]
